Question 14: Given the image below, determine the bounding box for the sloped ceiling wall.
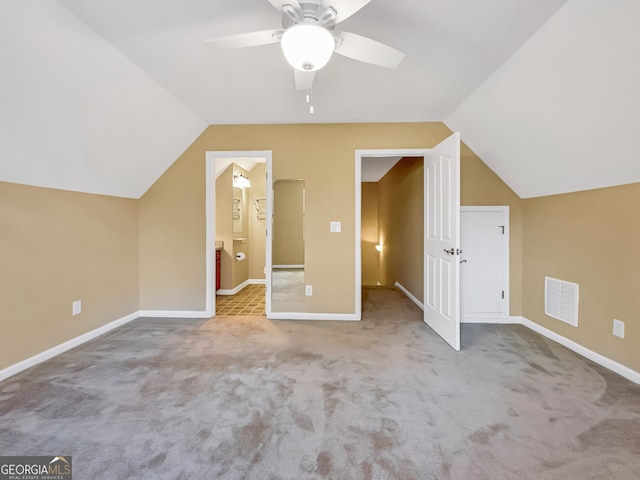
[1,1,638,199]
[446,0,640,198]
[0,1,206,198]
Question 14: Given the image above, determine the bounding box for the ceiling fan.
[202,0,405,92]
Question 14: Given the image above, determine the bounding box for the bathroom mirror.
[232,187,243,234]
[271,179,305,302]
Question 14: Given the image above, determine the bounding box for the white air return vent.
[545,277,579,327]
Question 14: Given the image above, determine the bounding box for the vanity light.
[233,173,251,188]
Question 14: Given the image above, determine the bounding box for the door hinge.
[501,290,505,299]
[499,225,505,234]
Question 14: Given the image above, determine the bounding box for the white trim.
[462,315,519,324]
[394,281,424,310]
[356,149,431,323]
[273,265,304,269]
[214,279,264,295]
[267,312,360,321]
[205,158,214,317]
[205,151,272,318]
[216,279,250,296]
[460,206,510,318]
[0,311,139,382]
[516,316,640,385]
[138,310,210,318]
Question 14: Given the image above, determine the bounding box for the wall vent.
[545,276,579,327]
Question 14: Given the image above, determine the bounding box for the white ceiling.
[57,0,568,124]
[0,1,206,198]
[2,0,638,199]
[214,158,264,180]
[447,0,640,197]
[361,156,402,182]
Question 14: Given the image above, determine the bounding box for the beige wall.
[523,183,640,372]
[232,239,249,287]
[273,180,305,266]
[460,143,523,315]
[377,158,424,300]
[232,165,250,288]
[138,122,458,314]
[0,182,138,370]
[361,182,379,285]
[138,122,524,315]
[248,163,266,280]
[215,166,234,291]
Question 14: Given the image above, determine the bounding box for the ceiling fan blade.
[267,0,302,12]
[202,29,284,49]
[334,31,405,68]
[294,69,315,90]
[328,0,373,24]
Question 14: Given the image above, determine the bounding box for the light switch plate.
[330,221,341,233]
[305,285,313,296]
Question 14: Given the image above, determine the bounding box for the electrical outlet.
[330,221,341,233]
[72,300,82,316]
[613,319,625,338]
[305,285,313,296]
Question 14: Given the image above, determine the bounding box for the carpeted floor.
[0,287,638,479]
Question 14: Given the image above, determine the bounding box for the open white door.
[424,132,461,350]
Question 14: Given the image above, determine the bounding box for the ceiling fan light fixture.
[281,23,335,72]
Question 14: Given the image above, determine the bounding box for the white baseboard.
[138,310,210,319]
[518,316,640,385]
[0,311,139,382]
[217,279,250,295]
[267,312,360,321]
[217,278,266,295]
[462,315,519,324]
[394,282,424,310]
[273,265,304,269]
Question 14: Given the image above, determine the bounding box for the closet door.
[460,207,509,322]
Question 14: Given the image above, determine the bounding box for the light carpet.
[0,287,638,479]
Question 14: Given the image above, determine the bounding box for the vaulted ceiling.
[1,0,638,198]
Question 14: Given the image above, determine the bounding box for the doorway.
[355,133,461,349]
[359,155,424,301]
[205,151,273,317]
[356,149,429,321]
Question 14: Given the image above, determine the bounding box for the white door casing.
[424,132,461,350]
[460,207,509,322]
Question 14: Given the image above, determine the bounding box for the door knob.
[443,248,455,255]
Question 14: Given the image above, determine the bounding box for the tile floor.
[216,284,265,316]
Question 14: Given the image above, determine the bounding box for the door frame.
[205,150,273,317]
[355,148,431,320]
[460,206,510,322]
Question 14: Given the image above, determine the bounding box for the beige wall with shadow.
[361,182,379,286]
[138,122,457,315]
[377,157,424,300]
[5,122,634,375]
[248,163,266,280]
[0,182,138,370]
[522,183,640,372]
